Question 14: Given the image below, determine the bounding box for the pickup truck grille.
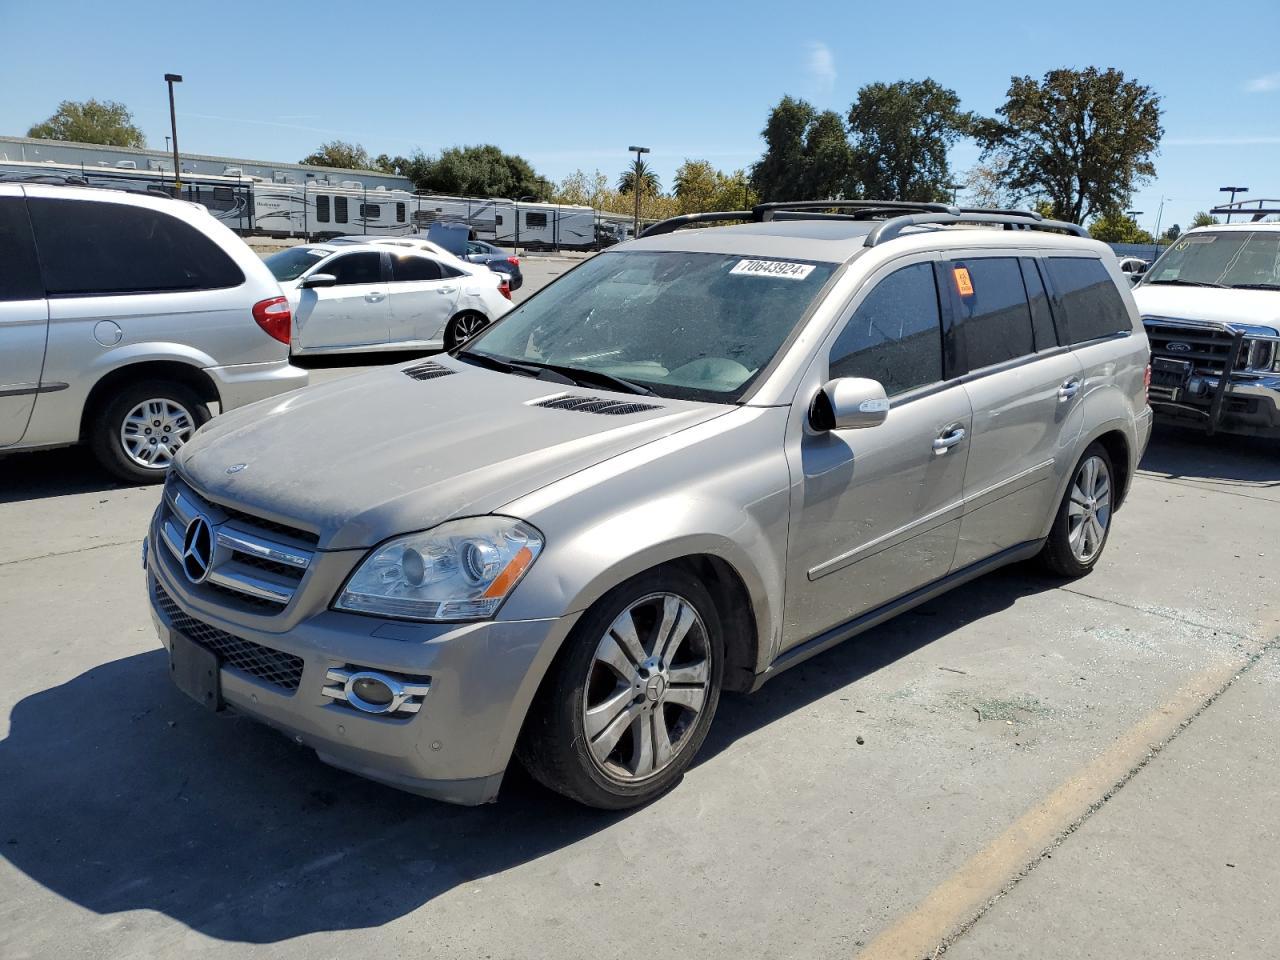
[1144,319,1242,376]
[157,475,315,613]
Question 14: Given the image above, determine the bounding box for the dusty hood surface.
[177,357,727,549]
[1134,285,1280,333]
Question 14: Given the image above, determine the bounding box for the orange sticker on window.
[954,266,974,297]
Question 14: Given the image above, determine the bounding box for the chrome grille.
[1143,318,1240,375]
[158,475,314,613]
[154,581,303,691]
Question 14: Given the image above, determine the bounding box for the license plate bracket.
[1151,356,1192,388]
[169,628,223,712]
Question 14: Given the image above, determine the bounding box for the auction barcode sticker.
[730,259,816,280]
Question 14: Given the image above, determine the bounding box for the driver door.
[294,251,390,351]
[781,257,971,653]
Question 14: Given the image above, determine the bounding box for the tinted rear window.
[391,255,442,282]
[0,197,43,301]
[28,198,244,296]
[1044,257,1130,344]
[949,258,1034,370]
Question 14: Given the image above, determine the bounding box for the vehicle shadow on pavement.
[1140,426,1280,486]
[0,566,1051,944]
[0,446,135,503]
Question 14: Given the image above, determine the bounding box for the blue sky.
[2,0,1278,231]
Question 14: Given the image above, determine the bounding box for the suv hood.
[1133,285,1280,332]
[177,358,727,550]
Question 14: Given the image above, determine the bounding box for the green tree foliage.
[28,99,146,148]
[801,110,858,200]
[961,154,1020,210]
[1163,224,1181,241]
[976,67,1163,223]
[750,97,855,202]
[301,140,373,169]
[404,145,551,200]
[1190,211,1219,228]
[1089,209,1155,244]
[672,160,759,213]
[617,158,661,196]
[847,79,971,202]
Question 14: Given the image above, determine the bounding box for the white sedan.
[264,242,512,355]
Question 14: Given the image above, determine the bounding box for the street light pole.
[1219,186,1248,223]
[1152,196,1170,245]
[627,145,649,238]
[164,73,183,194]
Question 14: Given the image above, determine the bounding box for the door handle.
[1058,378,1081,402]
[365,291,385,302]
[932,425,966,454]
[438,286,457,294]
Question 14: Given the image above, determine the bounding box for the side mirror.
[810,377,890,431]
[301,273,337,289]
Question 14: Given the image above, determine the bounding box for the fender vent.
[532,394,662,416]
[402,360,454,381]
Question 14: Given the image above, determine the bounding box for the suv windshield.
[265,246,332,281]
[1144,231,1280,289]
[463,250,836,401]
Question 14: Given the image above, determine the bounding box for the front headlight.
[334,517,543,622]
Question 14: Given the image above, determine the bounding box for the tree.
[800,110,858,200]
[1163,224,1181,241]
[975,67,1163,224]
[408,145,550,199]
[1088,209,1155,244]
[617,158,661,196]
[672,160,759,214]
[960,154,1020,209]
[1190,211,1219,228]
[301,140,372,169]
[848,79,972,202]
[27,99,145,148]
[750,96,816,202]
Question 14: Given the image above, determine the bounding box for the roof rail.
[1210,199,1280,222]
[864,211,1088,246]
[754,199,957,220]
[639,210,753,237]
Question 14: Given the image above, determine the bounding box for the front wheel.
[89,381,210,484]
[443,312,489,350]
[1040,442,1115,577]
[517,569,724,809]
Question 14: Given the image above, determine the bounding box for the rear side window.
[326,252,382,285]
[359,203,380,219]
[1043,257,1130,344]
[1020,258,1059,351]
[0,197,43,301]
[390,255,442,282]
[335,196,349,224]
[27,197,244,296]
[396,202,405,223]
[315,195,330,223]
[948,258,1034,370]
[829,262,943,396]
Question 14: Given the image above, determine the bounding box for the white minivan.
[0,183,308,483]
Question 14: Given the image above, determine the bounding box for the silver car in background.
[146,201,1151,808]
[0,183,307,483]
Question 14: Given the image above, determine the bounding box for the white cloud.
[1245,72,1280,93]
[806,41,836,95]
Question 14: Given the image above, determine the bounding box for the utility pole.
[627,145,649,238]
[164,73,183,194]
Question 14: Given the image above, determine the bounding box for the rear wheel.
[517,569,724,809]
[1041,442,1115,577]
[443,311,489,350]
[89,380,210,484]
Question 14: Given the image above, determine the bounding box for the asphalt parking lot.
[2,257,1278,959]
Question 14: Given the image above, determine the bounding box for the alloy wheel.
[119,398,195,470]
[1067,455,1111,563]
[582,592,712,783]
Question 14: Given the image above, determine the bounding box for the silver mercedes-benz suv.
[146,201,1152,809]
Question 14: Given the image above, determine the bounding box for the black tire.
[443,312,489,350]
[89,380,210,484]
[1040,441,1115,578]
[517,568,725,809]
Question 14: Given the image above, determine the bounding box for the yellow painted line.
[856,642,1273,960]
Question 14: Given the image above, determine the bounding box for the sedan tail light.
[496,279,512,300]
[253,296,292,345]
[506,256,520,267]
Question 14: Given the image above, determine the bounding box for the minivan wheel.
[517,569,724,809]
[90,381,210,484]
[1041,442,1115,578]
[443,312,489,350]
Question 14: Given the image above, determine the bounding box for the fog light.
[321,667,431,716]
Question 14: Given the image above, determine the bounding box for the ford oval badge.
[1166,342,1192,353]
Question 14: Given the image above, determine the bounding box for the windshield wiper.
[1145,278,1227,288]
[1230,283,1280,291]
[454,350,587,388]
[512,360,655,396]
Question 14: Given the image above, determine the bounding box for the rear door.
[0,188,48,446]
[944,255,1085,568]
[387,253,461,345]
[293,251,389,351]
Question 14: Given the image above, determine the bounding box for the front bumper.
[146,517,576,805]
[205,358,310,413]
[1149,372,1280,438]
